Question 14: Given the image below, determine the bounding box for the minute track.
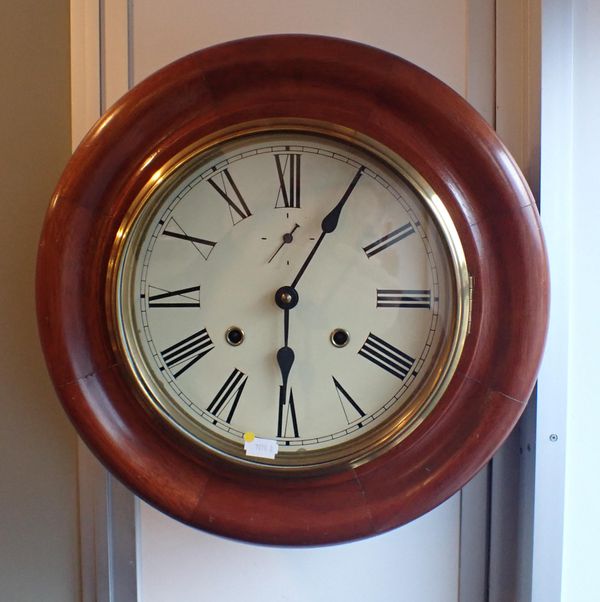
[127,131,449,462]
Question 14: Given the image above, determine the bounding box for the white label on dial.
[244,437,279,459]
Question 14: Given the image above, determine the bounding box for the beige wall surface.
[0,1,80,600]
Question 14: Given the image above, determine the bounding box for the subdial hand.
[267,223,300,264]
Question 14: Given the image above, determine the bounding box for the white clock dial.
[116,127,468,469]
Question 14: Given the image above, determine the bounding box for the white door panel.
[140,497,460,602]
[131,0,468,94]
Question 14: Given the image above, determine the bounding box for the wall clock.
[37,34,548,545]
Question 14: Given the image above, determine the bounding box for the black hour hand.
[276,345,297,438]
[276,345,295,389]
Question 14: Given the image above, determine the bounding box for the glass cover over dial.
[115,126,469,471]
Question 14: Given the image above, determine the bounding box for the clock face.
[115,126,469,470]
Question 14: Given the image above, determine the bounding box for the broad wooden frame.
[37,34,548,546]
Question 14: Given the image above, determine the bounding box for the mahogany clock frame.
[36,34,549,546]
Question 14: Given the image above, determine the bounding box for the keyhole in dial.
[226,326,245,346]
[330,328,350,348]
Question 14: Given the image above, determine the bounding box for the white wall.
[561,1,600,599]
[0,1,80,600]
[535,2,600,600]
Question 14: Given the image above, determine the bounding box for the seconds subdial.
[267,223,301,264]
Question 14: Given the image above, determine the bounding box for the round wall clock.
[37,35,549,545]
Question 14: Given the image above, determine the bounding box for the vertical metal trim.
[69,0,102,147]
[108,475,140,601]
[488,429,524,601]
[106,474,115,600]
[458,467,492,602]
[78,443,112,602]
[485,460,493,600]
[102,0,133,106]
[78,450,140,602]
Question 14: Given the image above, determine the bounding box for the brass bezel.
[108,119,471,475]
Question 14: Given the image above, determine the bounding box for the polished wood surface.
[36,34,549,545]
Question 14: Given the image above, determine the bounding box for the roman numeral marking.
[376,289,432,309]
[207,168,252,224]
[277,387,299,438]
[148,285,200,308]
[274,154,301,208]
[160,329,214,378]
[363,223,415,258]
[332,376,365,424]
[206,368,248,423]
[162,218,216,260]
[358,333,415,380]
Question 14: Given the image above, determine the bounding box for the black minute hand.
[290,166,364,288]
